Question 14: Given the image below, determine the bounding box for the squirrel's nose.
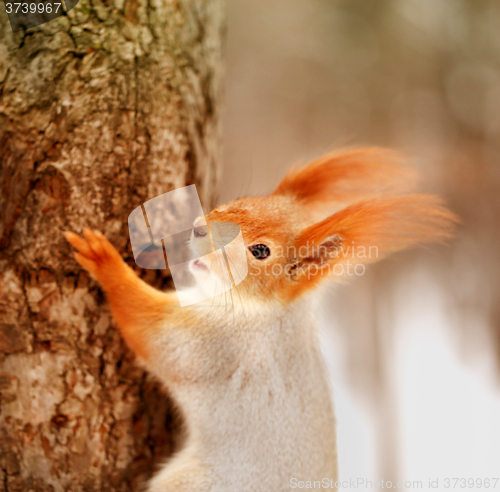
[193,216,208,238]
[193,227,207,238]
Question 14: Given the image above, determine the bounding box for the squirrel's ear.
[273,148,415,219]
[287,195,458,289]
[286,234,343,281]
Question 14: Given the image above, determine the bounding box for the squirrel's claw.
[64,228,124,280]
[64,230,97,260]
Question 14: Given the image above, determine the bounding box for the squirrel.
[64,148,457,492]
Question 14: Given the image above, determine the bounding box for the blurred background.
[222,0,500,490]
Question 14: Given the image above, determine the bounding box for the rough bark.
[0,0,224,488]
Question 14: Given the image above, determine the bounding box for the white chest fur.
[147,297,338,491]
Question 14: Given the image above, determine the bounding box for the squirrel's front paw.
[64,228,128,286]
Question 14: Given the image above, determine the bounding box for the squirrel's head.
[189,148,458,305]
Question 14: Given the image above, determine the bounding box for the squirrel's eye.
[249,244,270,259]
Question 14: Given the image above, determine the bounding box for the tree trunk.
[0,0,224,488]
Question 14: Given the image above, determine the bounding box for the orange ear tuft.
[296,194,459,267]
[272,148,416,216]
[283,194,458,299]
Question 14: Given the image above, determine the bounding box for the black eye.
[249,244,270,259]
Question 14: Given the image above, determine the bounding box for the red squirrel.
[65,148,457,491]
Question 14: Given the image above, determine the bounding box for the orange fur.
[206,195,305,245]
[272,148,415,212]
[285,195,459,299]
[65,229,172,360]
